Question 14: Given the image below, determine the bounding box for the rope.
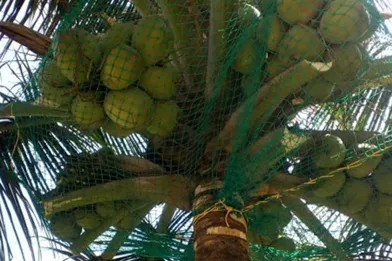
[193,199,246,231]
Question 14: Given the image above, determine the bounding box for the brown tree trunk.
[193,181,250,261]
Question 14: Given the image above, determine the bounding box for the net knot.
[193,199,245,229]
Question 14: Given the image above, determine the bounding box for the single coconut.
[100,22,134,54]
[346,143,382,178]
[103,88,154,129]
[40,85,76,108]
[55,29,90,84]
[103,120,133,138]
[96,201,116,218]
[313,134,346,169]
[147,100,179,137]
[50,214,81,241]
[139,66,178,100]
[73,208,103,230]
[364,194,392,227]
[303,77,335,103]
[278,25,325,61]
[71,95,106,128]
[101,44,146,90]
[312,170,346,198]
[277,0,324,25]
[322,44,363,83]
[372,163,392,194]
[338,178,372,214]
[76,28,102,65]
[132,15,174,65]
[255,15,287,52]
[38,60,71,89]
[232,38,259,74]
[255,216,281,242]
[320,0,366,44]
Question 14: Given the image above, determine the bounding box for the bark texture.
[193,182,250,261]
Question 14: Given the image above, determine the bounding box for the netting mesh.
[5,0,392,260]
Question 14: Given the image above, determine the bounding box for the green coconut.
[232,38,259,74]
[104,88,154,129]
[139,66,178,100]
[95,201,116,218]
[132,15,174,65]
[364,194,392,227]
[312,170,346,198]
[50,214,82,241]
[277,0,324,25]
[322,44,363,83]
[255,216,281,242]
[372,163,392,194]
[147,100,179,137]
[238,3,261,27]
[38,60,71,89]
[100,22,134,54]
[71,95,106,128]
[320,0,367,44]
[338,179,372,214]
[270,237,296,251]
[101,44,146,90]
[255,15,287,52]
[39,85,76,108]
[55,29,90,84]
[303,77,335,103]
[102,120,133,138]
[76,28,102,65]
[73,208,103,230]
[258,200,293,229]
[278,25,325,61]
[313,134,346,169]
[346,143,382,178]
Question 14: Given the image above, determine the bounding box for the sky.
[2,0,392,261]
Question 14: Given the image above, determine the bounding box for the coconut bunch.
[234,0,376,103]
[36,16,180,138]
[48,199,153,253]
[290,133,392,239]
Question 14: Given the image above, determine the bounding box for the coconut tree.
[3,0,392,261]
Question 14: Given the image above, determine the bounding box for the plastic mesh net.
[4,0,392,260]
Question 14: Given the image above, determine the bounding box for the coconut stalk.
[155,0,206,90]
[70,208,128,254]
[281,196,348,260]
[0,102,71,118]
[204,60,332,155]
[100,203,155,260]
[205,0,234,99]
[42,175,196,216]
[0,22,51,56]
[147,203,177,261]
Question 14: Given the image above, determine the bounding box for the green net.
[4,0,392,260]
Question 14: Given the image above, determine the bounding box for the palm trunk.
[192,181,250,261]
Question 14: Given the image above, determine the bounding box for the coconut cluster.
[299,133,392,239]
[49,200,148,243]
[37,16,180,138]
[233,0,373,103]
